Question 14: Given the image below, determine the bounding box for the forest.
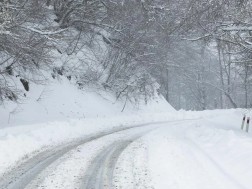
[0,0,252,110]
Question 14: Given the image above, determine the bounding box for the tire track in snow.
[81,140,135,189]
[0,128,135,189]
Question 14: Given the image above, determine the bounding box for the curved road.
[0,120,183,189]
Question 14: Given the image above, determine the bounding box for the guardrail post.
[241,115,246,130]
[246,117,250,133]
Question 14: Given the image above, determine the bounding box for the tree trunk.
[244,63,248,108]
[217,39,224,109]
[165,68,169,102]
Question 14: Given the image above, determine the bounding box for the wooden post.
[246,117,250,132]
[241,115,246,130]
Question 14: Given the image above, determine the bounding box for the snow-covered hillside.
[0,76,174,127]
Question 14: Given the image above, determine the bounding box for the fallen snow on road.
[25,125,154,189]
[113,137,154,189]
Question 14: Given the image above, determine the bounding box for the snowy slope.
[0,76,174,127]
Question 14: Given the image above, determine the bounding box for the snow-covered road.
[0,121,184,189]
[0,109,252,189]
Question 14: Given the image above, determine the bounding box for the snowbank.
[140,109,252,189]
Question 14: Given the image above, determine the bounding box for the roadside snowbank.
[138,109,252,189]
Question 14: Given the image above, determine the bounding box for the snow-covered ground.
[112,109,252,189]
[141,110,252,189]
[1,79,252,189]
